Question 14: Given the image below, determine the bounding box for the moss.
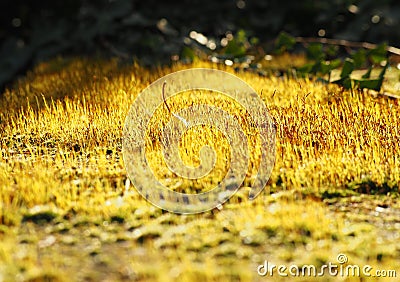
[0,57,399,281]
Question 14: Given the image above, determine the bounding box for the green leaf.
[326,45,339,58]
[306,43,325,61]
[181,46,196,61]
[320,59,341,75]
[379,62,388,78]
[354,79,383,91]
[342,78,353,89]
[368,43,387,64]
[340,59,354,79]
[362,67,372,79]
[236,29,247,44]
[310,61,322,73]
[333,77,353,89]
[337,63,388,91]
[296,63,314,74]
[250,37,259,45]
[222,29,249,57]
[275,32,296,52]
[352,49,367,68]
[224,40,246,57]
[329,59,342,69]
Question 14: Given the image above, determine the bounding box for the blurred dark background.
[1,0,399,90]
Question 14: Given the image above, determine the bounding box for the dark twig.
[295,37,400,56]
[162,81,172,113]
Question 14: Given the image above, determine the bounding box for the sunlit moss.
[0,57,399,281]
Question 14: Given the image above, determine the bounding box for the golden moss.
[0,57,399,281]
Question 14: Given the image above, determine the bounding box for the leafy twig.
[295,37,400,56]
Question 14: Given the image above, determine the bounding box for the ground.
[0,57,399,281]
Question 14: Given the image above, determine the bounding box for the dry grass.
[0,56,399,281]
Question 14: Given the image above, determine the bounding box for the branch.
[295,37,400,56]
